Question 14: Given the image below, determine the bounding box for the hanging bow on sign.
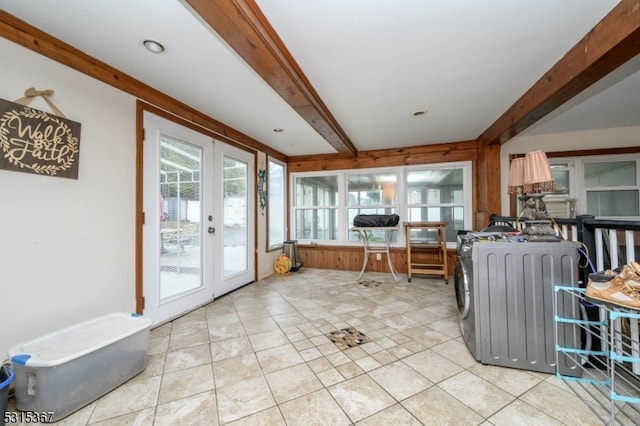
[13,87,66,118]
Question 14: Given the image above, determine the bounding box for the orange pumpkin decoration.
[274,253,292,275]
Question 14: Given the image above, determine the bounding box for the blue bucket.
[1,364,15,426]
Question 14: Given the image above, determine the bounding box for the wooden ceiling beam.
[184,0,358,157]
[479,0,640,146]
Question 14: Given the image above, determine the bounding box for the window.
[293,174,339,241]
[267,158,286,250]
[541,161,575,218]
[406,167,465,242]
[550,162,571,196]
[548,155,640,218]
[290,162,472,246]
[347,171,398,242]
[584,159,639,217]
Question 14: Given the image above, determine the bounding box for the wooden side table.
[404,221,448,283]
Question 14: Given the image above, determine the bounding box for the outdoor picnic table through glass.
[351,226,400,283]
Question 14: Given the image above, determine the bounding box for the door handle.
[208,227,215,234]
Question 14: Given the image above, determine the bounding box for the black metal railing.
[489,214,640,273]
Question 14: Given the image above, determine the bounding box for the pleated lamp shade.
[507,157,525,195]
[523,150,556,193]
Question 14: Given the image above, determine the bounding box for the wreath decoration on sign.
[0,107,79,175]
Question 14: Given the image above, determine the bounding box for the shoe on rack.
[618,263,640,287]
[585,269,640,310]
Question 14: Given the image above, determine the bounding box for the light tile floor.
[7,268,610,425]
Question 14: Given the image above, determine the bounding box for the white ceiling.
[2,0,638,156]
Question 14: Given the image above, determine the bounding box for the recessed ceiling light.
[273,128,284,132]
[412,110,427,117]
[143,40,166,54]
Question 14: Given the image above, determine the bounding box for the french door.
[142,112,254,324]
[214,142,255,295]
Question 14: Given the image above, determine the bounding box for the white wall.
[500,126,640,216]
[0,37,281,358]
[0,38,137,358]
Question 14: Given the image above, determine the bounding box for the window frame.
[405,164,470,242]
[548,153,640,219]
[582,156,640,219]
[346,169,400,243]
[291,170,342,243]
[289,161,472,248]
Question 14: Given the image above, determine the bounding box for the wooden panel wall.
[299,245,457,277]
[475,142,500,229]
[289,140,477,279]
[288,140,478,172]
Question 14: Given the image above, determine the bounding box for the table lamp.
[508,151,558,241]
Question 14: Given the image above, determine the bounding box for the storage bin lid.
[8,312,152,368]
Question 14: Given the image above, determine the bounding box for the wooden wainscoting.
[298,244,456,277]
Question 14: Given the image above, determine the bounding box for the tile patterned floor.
[7,268,607,425]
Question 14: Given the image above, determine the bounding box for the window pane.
[406,168,465,242]
[407,206,464,242]
[407,169,463,204]
[587,190,639,216]
[295,176,338,207]
[550,163,570,195]
[585,161,636,187]
[294,208,338,240]
[348,172,397,205]
[350,228,395,244]
[268,160,285,248]
[348,207,397,224]
[348,207,398,242]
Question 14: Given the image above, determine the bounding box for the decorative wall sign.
[0,91,81,179]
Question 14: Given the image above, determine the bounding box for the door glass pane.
[159,135,202,300]
[224,156,247,277]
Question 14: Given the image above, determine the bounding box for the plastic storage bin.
[1,364,15,426]
[7,312,152,422]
